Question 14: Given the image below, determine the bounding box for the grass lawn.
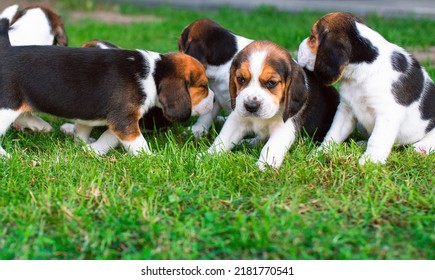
[0,3,434,259]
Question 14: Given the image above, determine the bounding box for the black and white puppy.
[5,4,68,133]
[178,18,253,137]
[206,40,339,170]
[298,12,435,164]
[0,12,214,158]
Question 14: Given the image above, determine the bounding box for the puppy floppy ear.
[158,78,192,123]
[314,33,350,86]
[178,31,207,66]
[229,62,238,110]
[283,63,308,122]
[53,23,68,46]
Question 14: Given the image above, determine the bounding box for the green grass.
[1,4,435,259]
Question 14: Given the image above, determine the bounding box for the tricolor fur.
[206,40,339,170]
[178,18,253,137]
[298,12,435,164]
[0,17,213,158]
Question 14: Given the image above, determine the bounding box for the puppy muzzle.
[297,38,316,71]
[191,88,215,116]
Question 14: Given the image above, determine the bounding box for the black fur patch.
[350,24,379,64]
[300,69,340,142]
[0,18,11,49]
[203,27,237,66]
[391,51,408,73]
[0,46,149,120]
[420,81,435,133]
[392,57,424,106]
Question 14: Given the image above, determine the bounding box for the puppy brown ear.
[53,24,68,46]
[283,63,308,122]
[158,78,192,123]
[229,62,238,110]
[314,33,349,86]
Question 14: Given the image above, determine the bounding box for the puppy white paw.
[358,153,386,165]
[88,142,112,156]
[60,123,75,136]
[190,124,208,138]
[13,115,53,133]
[256,158,281,171]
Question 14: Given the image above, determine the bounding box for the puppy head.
[229,40,307,121]
[178,18,237,67]
[298,12,378,85]
[155,52,214,122]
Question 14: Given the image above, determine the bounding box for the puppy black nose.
[244,100,261,113]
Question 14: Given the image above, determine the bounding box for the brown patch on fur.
[157,52,210,122]
[18,102,32,112]
[259,64,286,106]
[171,52,210,107]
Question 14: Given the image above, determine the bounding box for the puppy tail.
[0,4,18,49]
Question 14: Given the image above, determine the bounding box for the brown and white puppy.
[205,40,339,170]
[60,40,173,142]
[0,15,214,158]
[5,4,68,133]
[178,18,253,137]
[298,12,435,164]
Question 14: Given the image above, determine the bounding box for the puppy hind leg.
[413,128,435,155]
[13,113,53,132]
[111,122,151,155]
[120,134,151,156]
[88,129,120,155]
[0,109,22,158]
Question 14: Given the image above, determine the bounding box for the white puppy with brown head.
[206,40,339,170]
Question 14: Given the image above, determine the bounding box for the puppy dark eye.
[265,80,277,89]
[237,77,245,85]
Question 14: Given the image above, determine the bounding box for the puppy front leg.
[359,116,400,165]
[207,112,248,154]
[319,102,356,152]
[258,120,297,170]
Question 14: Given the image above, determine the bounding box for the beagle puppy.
[298,12,435,164]
[206,40,339,170]
[178,18,253,137]
[5,4,68,133]
[60,40,172,142]
[0,13,214,158]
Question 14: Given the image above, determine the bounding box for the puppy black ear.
[229,62,238,110]
[184,43,207,66]
[158,78,192,123]
[283,63,308,122]
[178,31,207,66]
[314,33,350,86]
